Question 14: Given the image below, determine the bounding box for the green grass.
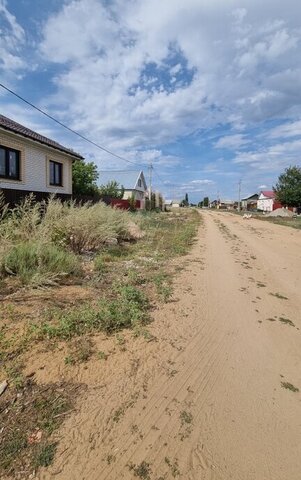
[0,433,27,471]
[1,241,80,286]
[34,443,57,468]
[31,285,150,340]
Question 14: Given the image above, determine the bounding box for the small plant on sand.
[128,460,152,479]
[269,292,288,300]
[281,381,299,392]
[278,317,295,327]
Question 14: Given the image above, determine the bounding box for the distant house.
[218,199,235,210]
[171,199,182,208]
[98,170,147,205]
[241,193,259,211]
[0,114,83,204]
[209,199,218,208]
[257,191,278,212]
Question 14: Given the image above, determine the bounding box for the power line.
[0,82,148,168]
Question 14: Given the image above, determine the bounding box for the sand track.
[40,211,301,480]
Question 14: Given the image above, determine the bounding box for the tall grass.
[0,194,134,286]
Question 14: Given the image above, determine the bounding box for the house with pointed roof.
[98,170,148,204]
[0,114,83,204]
[257,190,277,212]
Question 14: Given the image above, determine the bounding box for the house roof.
[0,114,84,160]
[261,190,275,199]
[241,193,259,201]
[98,170,147,191]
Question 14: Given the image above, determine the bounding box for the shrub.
[1,242,80,286]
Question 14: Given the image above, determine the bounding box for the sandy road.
[40,211,301,480]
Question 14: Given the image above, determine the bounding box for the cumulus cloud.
[37,0,301,155]
[0,0,25,73]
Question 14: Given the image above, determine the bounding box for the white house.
[0,114,83,202]
[257,191,275,212]
[98,170,148,204]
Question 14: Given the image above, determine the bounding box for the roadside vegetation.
[0,195,200,477]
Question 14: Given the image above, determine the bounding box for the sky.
[1,0,301,202]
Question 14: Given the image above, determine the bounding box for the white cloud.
[36,0,301,159]
[191,179,215,185]
[0,0,26,73]
[267,120,301,139]
[233,139,301,171]
[215,134,249,149]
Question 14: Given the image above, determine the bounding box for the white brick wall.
[0,130,73,194]
[257,197,274,212]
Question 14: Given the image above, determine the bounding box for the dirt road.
[40,211,301,480]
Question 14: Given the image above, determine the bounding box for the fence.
[0,188,142,211]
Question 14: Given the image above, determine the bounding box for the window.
[138,179,142,187]
[49,160,63,186]
[0,145,20,180]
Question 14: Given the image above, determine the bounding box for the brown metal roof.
[0,114,84,159]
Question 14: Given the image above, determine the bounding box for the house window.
[0,145,20,180]
[49,160,63,186]
[138,179,142,187]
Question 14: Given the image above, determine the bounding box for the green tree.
[72,160,99,195]
[181,193,189,207]
[273,165,301,208]
[203,196,209,207]
[198,201,204,208]
[99,181,125,199]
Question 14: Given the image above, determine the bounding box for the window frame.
[0,145,21,181]
[49,159,63,187]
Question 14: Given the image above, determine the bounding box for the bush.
[1,242,80,286]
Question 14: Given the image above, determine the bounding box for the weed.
[180,410,193,425]
[269,292,288,300]
[0,432,27,471]
[4,361,25,390]
[153,272,173,302]
[165,457,180,477]
[31,284,150,339]
[281,381,299,392]
[34,443,57,467]
[128,461,152,479]
[97,350,108,360]
[0,380,77,476]
[70,337,94,363]
[279,317,295,327]
[106,454,116,465]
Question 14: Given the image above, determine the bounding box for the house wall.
[257,197,274,212]
[122,189,145,201]
[0,130,73,194]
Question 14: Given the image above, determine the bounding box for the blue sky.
[1,0,301,202]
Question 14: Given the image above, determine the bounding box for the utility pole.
[238,179,242,212]
[148,161,153,211]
